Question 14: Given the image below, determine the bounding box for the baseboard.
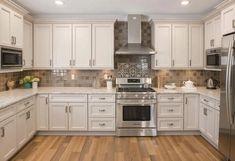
[36,131,116,136]
[158,130,201,135]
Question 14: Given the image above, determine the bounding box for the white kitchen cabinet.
[189,24,204,68]
[68,103,87,131]
[0,116,17,161]
[205,106,215,141]
[53,24,72,68]
[214,109,220,146]
[172,24,189,68]
[73,24,92,68]
[49,103,68,131]
[0,4,23,48]
[205,15,222,49]
[16,108,28,148]
[151,24,172,68]
[184,94,199,130]
[27,106,36,139]
[34,24,53,68]
[37,95,49,131]
[92,24,114,69]
[23,20,33,69]
[221,4,235,35]
[199,104,207,134]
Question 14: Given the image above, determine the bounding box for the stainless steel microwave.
[1,47,22,69]
[206,48,222,69]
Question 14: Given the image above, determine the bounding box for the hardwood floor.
[11,135,224,161]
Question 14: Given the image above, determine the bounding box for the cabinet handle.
[203,99,209,103]
[99,97,106,100]
[233,20,235,28]
[50,60,52,66]
[99,123,106,126]
[11,36,14,45]
[26,111,30,120]
[168,109,174,112]
[168,97,174,100]
[69,106,72,113]
[24,102,30,107]
[172,60,175,67]
[45,97,48,104]
[99,109,106,112]
[168,123,174,126]
[1,127,5,137]
[65,106,68,113]
[204,108,207,116]
[189,60,192,66]
[156,59,158,66]
[185,98,188,104]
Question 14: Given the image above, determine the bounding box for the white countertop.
[0,86,220,110]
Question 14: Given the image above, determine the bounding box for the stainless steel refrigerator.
[219,32,235,161]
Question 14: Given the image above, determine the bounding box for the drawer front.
[158,118,183,131]
[0,105,16,122]
[88,94,115,103]
[50,94,87,103]
[200,95,215,107]
[88,118,115,131]
[88,103,115,118]
[158,103,183,118]
[17,97,34,112]
[158,94,183,103]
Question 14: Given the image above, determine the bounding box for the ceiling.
[13,0,224,17]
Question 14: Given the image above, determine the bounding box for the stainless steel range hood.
[115,15,156,55]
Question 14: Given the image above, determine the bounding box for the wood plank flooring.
[11,135,225,161]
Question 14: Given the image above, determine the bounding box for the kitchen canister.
[106,80,112,90]
[32,82,38,89]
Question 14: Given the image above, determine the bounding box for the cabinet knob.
[1,127,5,137]
[99,123,106,126]
[168,109,174,112]
[168,123,174,126]
[99,109,106,112]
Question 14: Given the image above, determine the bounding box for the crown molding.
[1,0,29,15]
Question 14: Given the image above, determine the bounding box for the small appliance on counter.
[181,80,197,91]
[206,77,219,89]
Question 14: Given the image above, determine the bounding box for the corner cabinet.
[23,20,33,69]
[34,24,53,69]
[0,4,23,48]
[221,4,235,35]
[91,24,114,69]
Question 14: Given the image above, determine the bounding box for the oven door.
[1,48,22,68]
[117,100,156,128]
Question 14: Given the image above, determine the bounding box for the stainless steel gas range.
[116,78,157,136]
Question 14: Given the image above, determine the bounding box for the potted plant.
[19,76,40,89]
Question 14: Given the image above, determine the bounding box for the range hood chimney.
[115,14,156,55]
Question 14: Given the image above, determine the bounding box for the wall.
[0,21,220,91]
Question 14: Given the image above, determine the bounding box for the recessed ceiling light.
[55,0,64,6]
[181,0,190,6]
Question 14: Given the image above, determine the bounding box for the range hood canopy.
[115,14,156,55]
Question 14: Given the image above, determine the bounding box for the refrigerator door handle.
[228,42,234,124]
[226,41,233,125]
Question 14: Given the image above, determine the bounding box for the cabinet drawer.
[17,97,34,113]
[200,95,215,107]
[88,118,115,131]
[158,94,183,103]
[88,94,115,103]
[88,103,115,118]
[158,103,183,118]
[158,118,183,131]
[0,105,16,122]
[50,94,87,103]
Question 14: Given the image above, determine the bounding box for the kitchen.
[0,0,234,160]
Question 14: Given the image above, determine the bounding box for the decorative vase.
[32,82,38,89]
[23,83,32,89]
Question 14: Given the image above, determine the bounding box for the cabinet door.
[221,4,235,35]
[199,103,207,135]
[206,106,215,141]
[0,5,12,46]
[34,24,53,68]
[11,11,23,48]
[36,95,49,131]
[214,109,220,146]
[73,24,92,68]
[184,94,199,130]
[152,24,172,68]
[68,103,87,131]
[172,24,189,68]
[27,106,36,138]
[0,116,17,161]
[92,24,114,69]
[53,24,72,68]
[213,16,222,48]
[16,109,28,148]
[205,20,214,49]
[23,20,33,69]
[49,103,68,131]
[189,24,204,68]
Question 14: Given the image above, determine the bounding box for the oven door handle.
[117,102,156,106]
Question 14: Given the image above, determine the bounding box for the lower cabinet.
[0,116,17,161]
[36,95,49,131]
[49,102,87,131]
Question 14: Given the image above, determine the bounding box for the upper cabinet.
[151,24,172,68]
[151,22,203,69]
[23,20,33,69]
[0,4,23,48]
[34,24,53,69]
[205,15,221,50]
[53,24,72,68]
[221,4,235,35]
[172,24,189,68]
